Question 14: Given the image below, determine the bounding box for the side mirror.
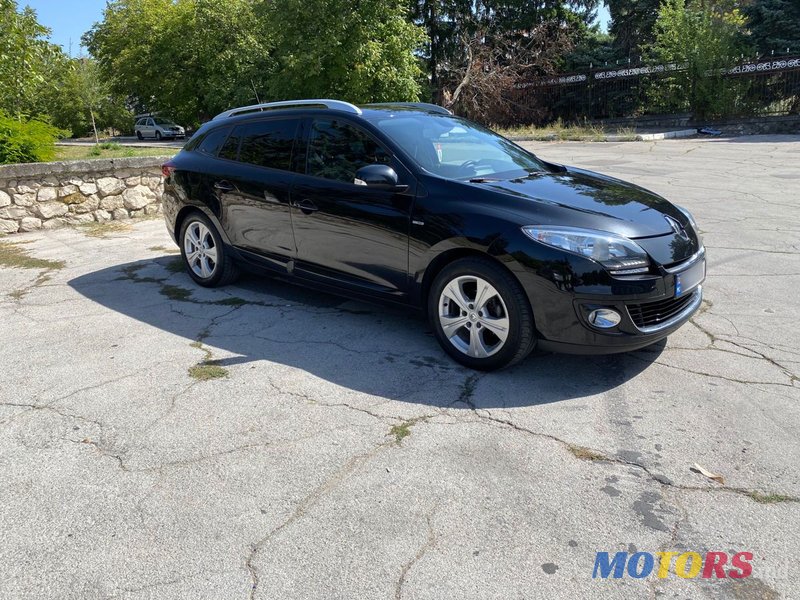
[354,164,408,192]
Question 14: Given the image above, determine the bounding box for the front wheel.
[155,131,162,141]
[179,212,239,287]
[428,258,535,371]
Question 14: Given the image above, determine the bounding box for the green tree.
[84,0,272,126]
[606,0,662,61]
[0,0,66,118]
[744,0,800,55]
[565,28,616,70]
[72,59,103,142]
[85,0,423,125]
[265,0,425,103]
[646,0,750,118]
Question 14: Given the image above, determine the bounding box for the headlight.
[674,205,702,245]
[521,226,650,274]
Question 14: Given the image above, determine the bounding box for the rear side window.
[235,119,299,171]
[307,118,391,183]
[194,127,231,156]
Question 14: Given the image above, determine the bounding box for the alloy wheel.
[438,275,510,358]
[183,221,218,279]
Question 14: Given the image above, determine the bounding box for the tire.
[136,131,143,140]
[428,257,535,371]
[155,131,162,141]
[179,212,239,287]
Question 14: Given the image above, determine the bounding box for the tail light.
[162,160,176,179]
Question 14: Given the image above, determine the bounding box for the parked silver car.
[134,116,185,140]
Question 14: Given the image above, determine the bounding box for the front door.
[290,117,414,299]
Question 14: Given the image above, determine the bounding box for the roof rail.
[363,102,453,115]
[213,99,362,120]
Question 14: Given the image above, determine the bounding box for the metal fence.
[510,56,800,125]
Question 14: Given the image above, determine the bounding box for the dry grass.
[567,445,609,462]
[744,491,798,504]
[55,145,176,161]
[0,242,65,270]
[498,119,640,142]
[79,221,133,238]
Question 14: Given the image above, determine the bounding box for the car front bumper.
[515,250,706,355]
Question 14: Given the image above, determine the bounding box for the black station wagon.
[162,99,705,370]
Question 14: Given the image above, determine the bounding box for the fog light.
[588,308,621,328]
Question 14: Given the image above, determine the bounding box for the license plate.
[675,258,706,297]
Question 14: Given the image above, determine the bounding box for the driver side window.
[306,119,391,184]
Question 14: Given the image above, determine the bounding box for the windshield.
[369,113,545,180]
[154,117,176,125]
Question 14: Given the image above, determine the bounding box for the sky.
[23,0,107,56]
[23,0,611,58]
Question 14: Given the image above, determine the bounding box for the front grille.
[627,293,696,329]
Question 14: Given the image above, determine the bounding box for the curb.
[635,129,697,141]
[510,129,697,143]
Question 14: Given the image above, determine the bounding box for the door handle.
[214,180,235,192]
[295,199,319,214]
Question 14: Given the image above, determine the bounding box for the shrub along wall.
[0,157,170,234]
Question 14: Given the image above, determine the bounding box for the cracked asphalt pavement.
[2,135,799,599]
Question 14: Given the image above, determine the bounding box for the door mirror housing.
[354,164,407,192]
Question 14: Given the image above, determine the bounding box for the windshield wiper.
[468,177,499,183]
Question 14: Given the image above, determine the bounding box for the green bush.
[0,113,67,165]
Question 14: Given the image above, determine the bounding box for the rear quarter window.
[189,127,232,156]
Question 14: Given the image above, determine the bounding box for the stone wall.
[0,156,170,234]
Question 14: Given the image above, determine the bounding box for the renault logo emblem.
[665,215,689,240]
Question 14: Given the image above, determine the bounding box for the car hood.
[480,167,682,239]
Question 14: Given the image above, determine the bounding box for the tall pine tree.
[606,0,662,60]
[744,0,800,55]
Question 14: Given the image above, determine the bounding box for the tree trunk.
[90,107,99,144]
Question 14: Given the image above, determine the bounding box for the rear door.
[289,117,414,299]
[212,117,301,269]
[144,118,156,138]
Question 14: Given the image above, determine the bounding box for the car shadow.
[68,256,665,409]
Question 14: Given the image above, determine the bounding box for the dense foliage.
[744,0,800,56]
[0,0,65,119]
[84,0,425,127]
[264,0,425,104]
[606,0,661,61]
[1,0,799,150]
[646,0,751,119]
[0,111,65,164]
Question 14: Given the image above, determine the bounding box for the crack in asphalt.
[105,569,236,600]
[460,411,799,505]
[245,439,394,600]
[0,369,151,428]
[395,511,438,600]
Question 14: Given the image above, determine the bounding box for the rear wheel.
[179,212,239,287]
[428,258,535,371]
[136,131,143,140]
